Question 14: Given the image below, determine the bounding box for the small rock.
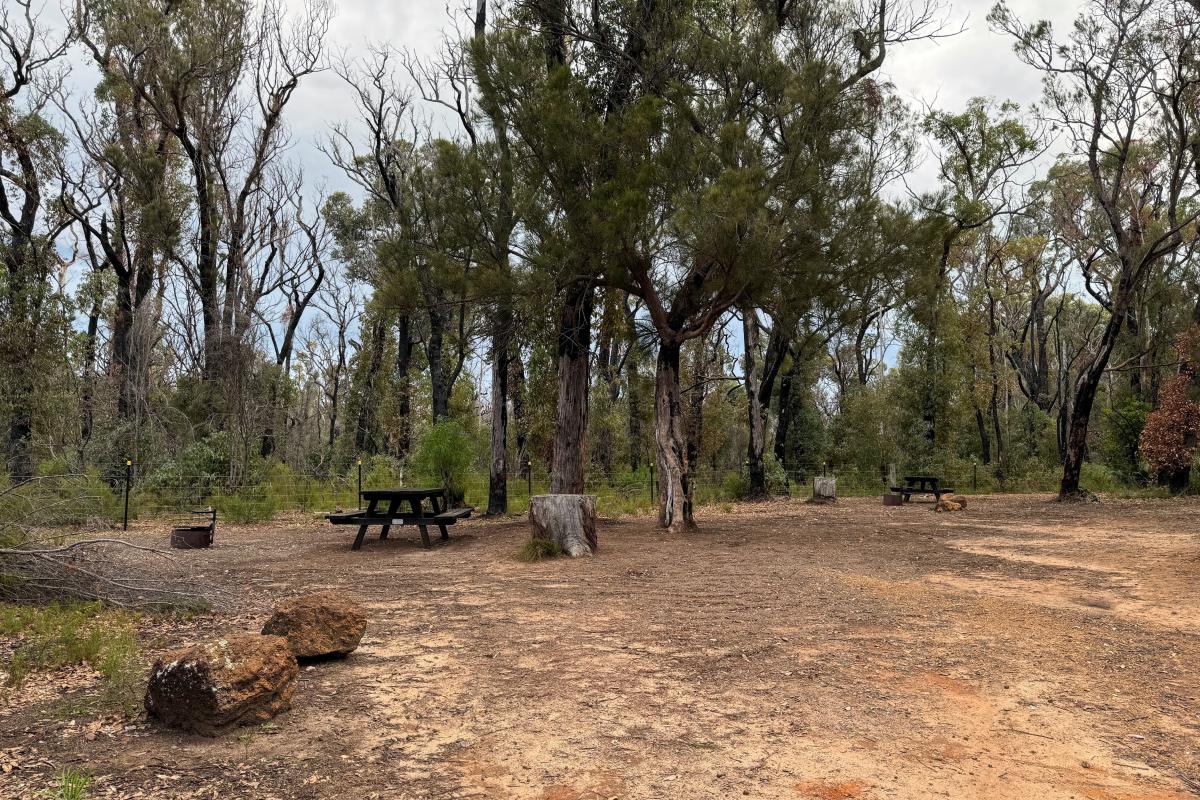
[145,634,298,736]
[262,590,367,660]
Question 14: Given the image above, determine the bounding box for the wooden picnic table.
[890,475,955,503]
[326,487,473,551]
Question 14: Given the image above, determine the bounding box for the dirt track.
[3,494,1199,799]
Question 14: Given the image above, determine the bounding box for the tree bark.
[529,494,597,556]
[625,302,643,472]
[551,280,594,494]
[395,315,414,459]
[487,309,511,514]
[743,310,767,498]
[654,340,693,530]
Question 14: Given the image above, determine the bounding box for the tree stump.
[810,476,837,504]
[529,494,597,557]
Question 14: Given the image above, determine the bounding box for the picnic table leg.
[379,498,400,540]
[352,499,378,551]
[438,523,449,541]
[406,498,431,549]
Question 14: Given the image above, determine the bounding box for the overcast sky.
[273,0,1087,196]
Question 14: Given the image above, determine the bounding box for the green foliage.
[1099,399,1151,484]
[214,485,277,523]
[412,422,476,500]
[2,602,142,715]
[44,767,92,800]
[515,537,563,562]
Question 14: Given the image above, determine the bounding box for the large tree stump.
[810,476,837,505]
[529,494,597,557]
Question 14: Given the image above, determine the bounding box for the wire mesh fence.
[81,458,1065,528]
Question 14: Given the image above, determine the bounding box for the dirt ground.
[2,494,1199,799]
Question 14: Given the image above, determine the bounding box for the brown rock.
[934,494,964,513]
[145,634,297,736]
[262,590,367,660]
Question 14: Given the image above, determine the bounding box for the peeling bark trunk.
[654,340,693,530]
[551,280,594,494]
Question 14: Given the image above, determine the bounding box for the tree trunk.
[1061,296,1128,498]
[974,407,992,465]
[743,310,767,498]
[395,315,414,459]
[428,308,449,423]
[487,310,511,514]
[81,296,101,449]
[625,320,643,472]
[551,280,594,494]
[354,316,387,456]
[774,360,797,466]
[511,349,529,477]
[529,494,597,557]
[654,340,693,530]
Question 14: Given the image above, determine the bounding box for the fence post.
[526,459,533,498]
[649,463,655,502]
[357,458,363,508]
[972,461,978,492]
[123,458,132,531]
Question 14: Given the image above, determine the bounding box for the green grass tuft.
[515,537,563,562]
[2,602,143,716]
[44,766,91,800]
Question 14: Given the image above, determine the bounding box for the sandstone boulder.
[934,493,965,513]
[145,634,297,736]
[262,590,367,660]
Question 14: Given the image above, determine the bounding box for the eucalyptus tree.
[992,0,1200,499]
[57,55,183,451]
[78,0,332,425]
[0,0,74,479]
[915,98,1041,455]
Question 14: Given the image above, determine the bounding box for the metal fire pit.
[882,493,904,507]
[170,509,216,549]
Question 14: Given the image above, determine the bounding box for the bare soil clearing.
[2,495,1199,799]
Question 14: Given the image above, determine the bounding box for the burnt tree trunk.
[487,308,512,514]
[743,311,767,498]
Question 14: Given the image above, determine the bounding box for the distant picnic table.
[326,487,473,551]
[890,475,955,503]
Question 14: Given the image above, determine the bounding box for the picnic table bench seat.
[325,487,473,550]
[889,475,955,503]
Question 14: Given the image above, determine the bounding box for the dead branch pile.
[0,476,217,609]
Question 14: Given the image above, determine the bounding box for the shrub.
[516,538,563,562]
[412,422,476,503]
[215,486,277,523]
[722,472,750,501]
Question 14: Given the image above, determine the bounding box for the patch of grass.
[2,602,143,716]
[44,766,91,800]
[515,538,563,562]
